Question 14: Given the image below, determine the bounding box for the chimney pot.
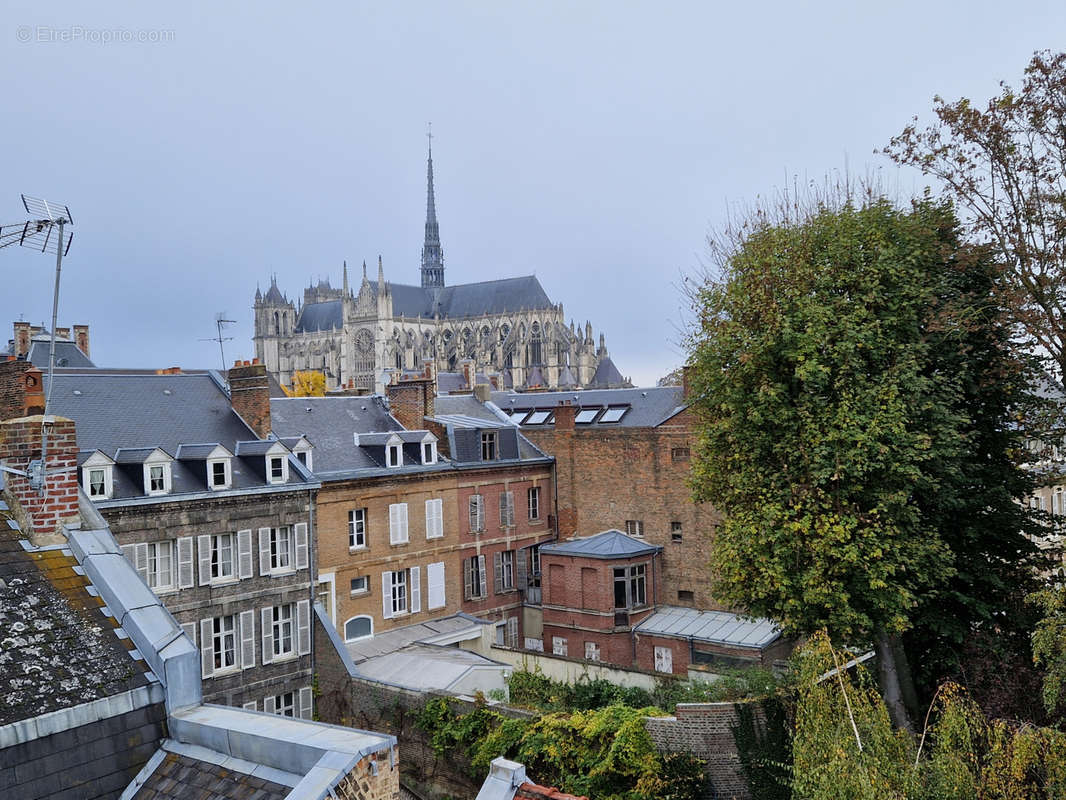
[228,361,271,438]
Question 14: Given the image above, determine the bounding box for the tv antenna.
[0,195,75,495]
[200,313,236,373]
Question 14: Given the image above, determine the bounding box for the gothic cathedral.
[253,143,626,394]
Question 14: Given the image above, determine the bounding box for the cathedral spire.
[343,260,350,297]
[420,125,445,289]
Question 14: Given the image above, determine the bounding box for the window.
[499,491,515,527]
[270,604,295,658]
[599,406,628,423]
[294,448,312,470]
[344,615,373,641]
[271,691,296,717]
[524,410,552,425]
[506,616,519,649]
[427,562,446,610]
[270,526,292,572]
[389,503,409,544]
[211,533,235,581]
[527,487,540,520]
[390,569,408,614]
[508,409,529,424]
[469,493,485,532]
[574,408,600,424]
[148,464,165,493]
[671,447,690,462]
[552,636,568,657]
[422,441,437,464]
[350,575,369,594]
[671,521,683,543]
[209,459,230,489]
[613,564,647,609]
[212,615,237,672]
[146,541,173,590]
[88,468,107,498]
[268,455,287,484]
[495,550,515,593]
[585,641,601,662]
[387,443,402,468]
[481,431,498,461]
[654,645,673,674]
[465,555,487,600]
[349,508,367,549]
[425,498,443,539]
[678,589,694,603]
[625,520,644,538]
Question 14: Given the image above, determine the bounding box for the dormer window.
[481,431,497,461]
[422,441,436,464]
[295,448,312,470]
[387,443,402,468]
[81,451,115,500]
[89,468,107,496]
[268,455,288,484]
[143,458,172,496]
[209,458,231,490]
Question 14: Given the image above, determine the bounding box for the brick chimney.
[13,321,31,358]
[473,383,491,403]
[228,359,271,438]
[55,326,71,340]
[555,399,575,431]
[0,415,80,544]
[461,358,475,391]
[386,377,435,431]
[73,324,90,358]
[422,358,436,383]
[0,359,44,421]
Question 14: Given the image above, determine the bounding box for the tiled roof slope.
[44,373,254,454]
[540,529,662,560]
[270,396,402,474]
[490,386,685,428]
[133,752,290,800]
[0,496,150,726]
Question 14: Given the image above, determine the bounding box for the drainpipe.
[308,487,316,691]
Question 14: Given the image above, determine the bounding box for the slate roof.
[133,751,290,800]
[540,529,662,560]
[270,395,403,474]
[345,613,490,663]
[587,356,628,389]
[0,490,151,726]
[24,337,95,369]
[295,299,344,332]
[431,395,550,461]
[634,606,781,650]
[45,373,254,454]
[355,644,508,692]
[490,386,686,428]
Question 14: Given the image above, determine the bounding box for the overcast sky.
[0,2,1063,386]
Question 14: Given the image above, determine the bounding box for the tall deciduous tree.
[884,50,1066,387]
[687,195,1035,729]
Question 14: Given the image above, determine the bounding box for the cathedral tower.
[420,132,445,289]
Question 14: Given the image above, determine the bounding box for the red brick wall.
[385,379,434,431]
[0,415,79,539]
[523,409,723,610]
[0,359,44,421]
[228,361,271,437]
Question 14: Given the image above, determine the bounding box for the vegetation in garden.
[415,695,707,800]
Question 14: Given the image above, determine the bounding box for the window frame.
[348,508,367,549]
[269,526,293,573]
[468,555,487,599]
[386,443,403,468]
[344,615,374,641]
[613,563,648,610]
[146,540,174,591]
[208,458,231,490]
[625,519,644,538]
[527,486,540,520]
[500,549,514,591]
[271,604,295,659]
[267,454,288,484]
[469,493,485,533]
[390,568,408,615]
[210,533,236,582]
[481,431,498,461]
[212,614,238,673]
[350,575,369,595]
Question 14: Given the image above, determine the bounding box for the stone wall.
[0,702,167,799]
[644,702,765,800]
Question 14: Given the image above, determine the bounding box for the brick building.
[2,358,320,713]
[490,385,723,610]
[271,380,554,651]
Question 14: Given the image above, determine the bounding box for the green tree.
[687,194,1034,729]
[884,50,1066,389]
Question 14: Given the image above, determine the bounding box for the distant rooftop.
[540,529,662,560]
[490,386,686,428]
[635,606,781,650]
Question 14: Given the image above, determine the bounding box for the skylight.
[599,406,629,423]
[509,409,529,423]
[575,408,601,424]
[525,410,553,425]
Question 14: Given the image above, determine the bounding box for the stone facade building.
[253,145,626,394]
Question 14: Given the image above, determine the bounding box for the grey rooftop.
[489,385,686,428]
[634,606,781,649]
[540,529,663,560]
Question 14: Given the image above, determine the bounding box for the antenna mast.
[200,314,236,373]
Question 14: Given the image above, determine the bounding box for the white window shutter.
[299,686,313,720]
[463,557,473,600]
[389,504,400,545]
[261,607,274,665]
[478,555,487,598]
[401,503,409,541]
[177,537,194,588]
[425,500,433,539]
[237,530,253,579]
[133,543,149,582]
[516,548,528,591]
[297,599,311,655]
[264,695,276,714]
[410,567,421,614]
[428,561,445,610]
[240,610,255,669]
[382,571,394,619]
[121,543,136,566]
[197,536,212,586]
[243,700,257,711]
[294,522,309,569]
[200,618,214,678]
[493,552,503,595]
[180,621,196,647]
[475,495,484,531]
[259,527,272,575]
